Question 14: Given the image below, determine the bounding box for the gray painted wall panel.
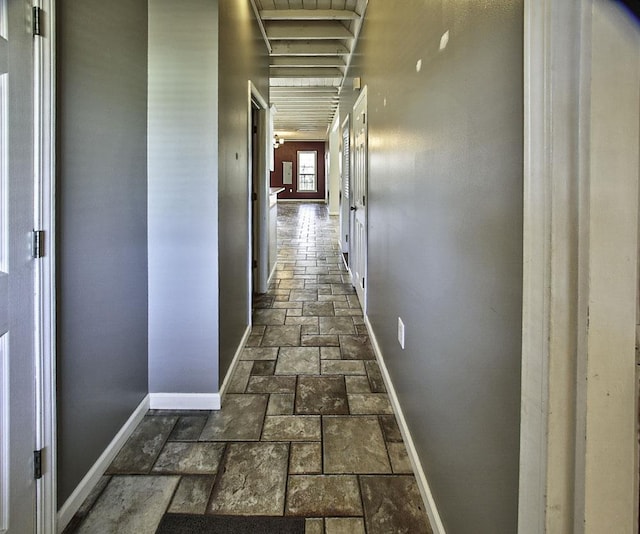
[218,0,269,379]
[56,0,149,505]
[148,0,220,393]
[344,1,523,532]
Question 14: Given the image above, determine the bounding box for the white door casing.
[351,86,367,310]
[0,1,38,532]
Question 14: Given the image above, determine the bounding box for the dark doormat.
[155,513,305,534]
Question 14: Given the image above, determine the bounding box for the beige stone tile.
[262,325,301,346]
[323,416,391,474]
[320,347,341,360]
[240,347,279,361]
[208,443,289,516]
[107,416,177,474]
[253,309,287,326]
[152,442,225,474]
[296,376,348,415]
[319,317,356,335]
[76,476,179,533]
[302,335,340,347]
[321,360,366,375]
[345,376,372,394]
[289,442,322,474]
[286,475,362,516]
[267,393,295,415]
[325,517,366,534]
[167,476,215,514]
[226,361,253,393]
[199,395,267,441]
[262,415,322,441]
[361,476,432,533]
[348,394,394,415]
[275,347,320,375]
[246,376,297,394]
[388,442,414,474]
[305,518,324,534]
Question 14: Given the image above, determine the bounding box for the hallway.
[63,203,432,534]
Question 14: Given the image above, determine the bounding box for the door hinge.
[32,6,42,37]
[32,230,44,259]
[33,449,42,480]
[252,192,258,201]
[252,259,257,268]
[32,230,44,258]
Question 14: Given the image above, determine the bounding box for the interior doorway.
[351,87,368,310]
[247,82,270,310]
[339,115,350,268]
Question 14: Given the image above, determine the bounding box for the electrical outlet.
[398,317,405,349]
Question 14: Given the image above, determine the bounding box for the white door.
[351,87,367,309]
[0,2,37,532]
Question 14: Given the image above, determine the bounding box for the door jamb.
[33,0,56,532]
[351,86,368,312]
[247,81,269,306]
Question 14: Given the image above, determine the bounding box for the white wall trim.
[149,393,220,411]
[364,315,446,534]
[35,1,57,532]
[56,394,150,533]
[218,324,252,400]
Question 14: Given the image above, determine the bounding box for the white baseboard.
[218,324,252,399]
[149,393,220,410]
[57,394,150,533]
[364,315,447,534]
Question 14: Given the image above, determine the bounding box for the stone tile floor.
[64,203,432,534]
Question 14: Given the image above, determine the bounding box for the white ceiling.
[251,0,368,141]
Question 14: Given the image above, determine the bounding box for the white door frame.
[519,1,639,532]
[33,0,56,532]
[351,86,367,311]
[247,81,270,302]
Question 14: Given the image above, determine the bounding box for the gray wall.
[56,0,148,505]
[218,0,269,379]
[148,0,220,394]
[343,1,524,532]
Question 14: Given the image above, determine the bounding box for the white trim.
[34,1,56,532]
[364,315,446,534]
[218,324,252,400]
[56,395,150,533]
[248,0,271,54]
[248,82,270,295]
[149,393,220,411]
[0,335,8,532]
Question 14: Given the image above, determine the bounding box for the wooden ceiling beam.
[271,41,350,56]
[260,9,359,21]
[266,21,353,40]
[270,56,345,67]
[269,67,343,78]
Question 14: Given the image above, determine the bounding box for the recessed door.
[351,87,368,309]
[0,2,37,532]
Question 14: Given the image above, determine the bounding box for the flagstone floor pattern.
[64,203,432,534]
